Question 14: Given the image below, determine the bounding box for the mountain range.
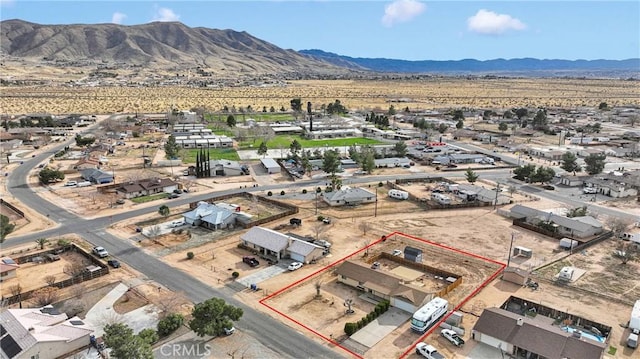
[1,19,638,77]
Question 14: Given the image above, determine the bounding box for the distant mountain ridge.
[299,49,640,75]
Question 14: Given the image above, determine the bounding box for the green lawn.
[182,148,240,163]
[204,112,294,123]
[130,192,169,204]
[238,136,381,150]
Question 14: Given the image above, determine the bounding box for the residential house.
[334,260,431,313]
[182,202,237,230]
[322,187,376,207]
[560,175,585,187]
[115,178,178,199]
[374,157,411,168]
[239,227,324,263]
[0,306,94,359]
[206,160,249,177]
[472,307,606,359]
[584,173,640,198]
[578,148,605,158]
[80,168,114,184]
[509,204,604,239]
[0,257,19,282]
[457,184,511,205]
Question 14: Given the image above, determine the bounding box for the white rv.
[411,297,448,333]
[558,266,574,281]
[388,189,409,200]
[431,193,451,205]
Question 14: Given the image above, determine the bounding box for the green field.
[238,136,381,150]
[130,192,168,204]
[182,148,241,163]
[204,112,294,123]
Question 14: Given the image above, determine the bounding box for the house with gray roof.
[239,226,325,263]
[206,160,249,177]
[79,168,114,184]
[322,187,376,207]
[472,307,605,359]
[509,204,604,239]
[583,173,639,198]
[182,202,237,230]
[334,260,431,313]
[114,178,178,199]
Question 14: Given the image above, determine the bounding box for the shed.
[502,267,529,286]
[261,158,281,174]
[404,246,423,263]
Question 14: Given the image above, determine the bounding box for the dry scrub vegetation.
[2,78,639,115]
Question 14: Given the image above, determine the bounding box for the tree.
[515,108,528,122]
[290,98,303,112]
[103,323,153,359]
[451,109,464,121]
[531,109,548,130]
[388,105,396,116]
[358,221,370,235]
[531,166,555,184]
[465,169,478,184]
[31,287,59,306]
[598,102,608,110]
[35,237,48,250]
[608,217,632,239]
[137,328,159,345]
[502,110,513,119]
[226,115,236,127]
[164,135,180,160]
[257,141,268,158]
[437,123,448,133]
[158,313,184,337]
[74,134,95,147]
[360,147,376,174]
[38,167,65,184]
[513,164,537,182]
[456,120,464,129]
[321,149,340,189]
[393,141,407,157]
[44,274,56,286]
[584,153,606,175]
[0,214,15,242]
[614,242,638,265]
[566,206,588,218]
[498,122,508,133]
[289,139,302,158]
[158,205,170,218]
[560,151,581,174]
[189,297,243,337]
[9,284,23,308]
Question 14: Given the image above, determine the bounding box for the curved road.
[5,139,344,359]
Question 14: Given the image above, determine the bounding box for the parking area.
[349,308,411,348]
[236,261,291,288]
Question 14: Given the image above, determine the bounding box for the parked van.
[628,329,639,349]
[389,189,409,200]
[64,181,77,187]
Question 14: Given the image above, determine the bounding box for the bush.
[316,187,322,193]
[267,191,273,196]
[186,252,194,260]
[317,215,325,221]
[378,182,384,187]
[280,190,285,196]
[232,271,240,279]
[138,328,159,344]
[302,189,308,194]
[157,313,184,337]
[344,322,357,336]
[325,187,333,192]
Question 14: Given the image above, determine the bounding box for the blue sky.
[1,1,638,61]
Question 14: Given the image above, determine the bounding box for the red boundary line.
[259,231,506,359]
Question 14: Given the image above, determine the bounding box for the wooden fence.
[0,198,25,218]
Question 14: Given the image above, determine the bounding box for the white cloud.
[467,9,526,35]
[152,7,180,22]
[0,0,16,7]
[111,12,127,25]
[381,0,426,28]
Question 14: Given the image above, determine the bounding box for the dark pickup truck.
[243,256,260,267]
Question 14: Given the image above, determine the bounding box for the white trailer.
[630,299,640,331]
[389,189,409,200]
[411,297,448,333]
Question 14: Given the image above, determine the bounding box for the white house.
[182,202,237,230]
[261,158,281,174]
[240,227,325,263]
[0,306,94,359]
[322,187,376,207]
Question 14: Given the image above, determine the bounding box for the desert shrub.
[302,189,307,194]
[344,322,357,336]
[232,271,240,279]
[138,328,159,344]
[186,252,194,260]
[378,182,384,187]
[316,187,322,193]
[280,190,285,196]
[157,313,184,337]
[267,191,273,196]
[317,215,324,221]
[325,186,333,192]
[62,299,85,317]
[31,287,59,306]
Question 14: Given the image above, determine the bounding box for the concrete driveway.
[349,307,411,348]
[84,282,160,337]
[236,262,288,288]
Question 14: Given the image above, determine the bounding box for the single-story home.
[115,178,178,199]
[560,175,585,187]
[334,260,431,313]
[374,157,411,168]
[182,202,237,230]
[239,226,325,263]
[322,187,376,207]
[0,257,19,282]
[584,176,639,199]
[261,158,281,174]
[472,307,605,359]
[206,160,249,177]
[0,305,94,359]
[80,168,114,184]
[509,204,604,239]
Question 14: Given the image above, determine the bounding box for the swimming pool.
[561,326,605,343]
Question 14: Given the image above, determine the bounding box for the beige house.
[0,258,19,282]
[0,306,94,358]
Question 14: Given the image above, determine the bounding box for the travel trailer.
[411,297,449,333]
[389,189,409,200]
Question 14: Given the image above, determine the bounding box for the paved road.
[5,126,343,359]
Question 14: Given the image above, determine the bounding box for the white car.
[288,262,303,271]
[223,326,235,335]
[392,249,402,256]
[583,187,597,194]
[92,246,108,258]
[170,220,183,228]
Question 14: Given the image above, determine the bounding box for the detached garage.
[261,158,280,174]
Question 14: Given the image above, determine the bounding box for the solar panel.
[69,320,84,326]
[0,324,6,336]
[1,334,22,358]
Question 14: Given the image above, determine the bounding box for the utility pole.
[493,182,501,210]
[374,187,378,217]
[507,232,516,268]
[315,191,318,215]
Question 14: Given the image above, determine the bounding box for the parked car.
[223,327,235,335]
[441,329,465,347]
[392,249,402,256]
[170,220,184,228]
[45,253,60,261]
[92,246,108,258]
[371,262,380,269]
[107,259,121,268]
[415,343,444,359]
[173,189,183,194]
[322,217,331,224]
[64,181,77,187]
[313,239,332,249]
[288,262,303,271]
[115,198,126,205]
[542,185,555,190]
[242,256,259,267]
[583,187,597,194]
[167,193,180,199]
